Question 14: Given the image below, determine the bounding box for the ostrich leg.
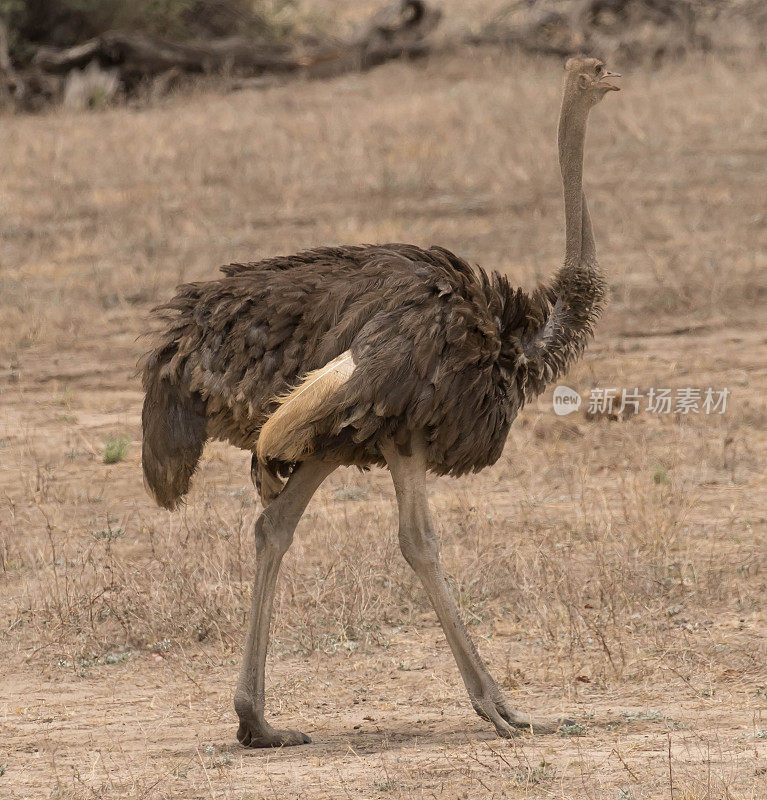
[235,459,335,747]
[382,436,562,737]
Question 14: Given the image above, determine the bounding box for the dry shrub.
[6,493,253,657]
[7,460,763,692]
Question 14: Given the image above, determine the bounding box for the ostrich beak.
[599,70,621,91]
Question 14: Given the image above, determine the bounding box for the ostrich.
[141,57,620,747]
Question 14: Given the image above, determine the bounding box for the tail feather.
[142,370,207,510]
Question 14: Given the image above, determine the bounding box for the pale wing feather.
[257,351,355,463]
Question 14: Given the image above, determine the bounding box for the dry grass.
[1,30,766,800]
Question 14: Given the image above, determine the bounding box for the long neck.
[580,190,597,265]
[517,88,606,397]
[558,94,589,265]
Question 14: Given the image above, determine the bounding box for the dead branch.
[355,0,442,68]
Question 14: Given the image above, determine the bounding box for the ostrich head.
[564,56,621,106]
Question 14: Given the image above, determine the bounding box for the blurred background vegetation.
[0,1,765,111]
[0,0,295,63]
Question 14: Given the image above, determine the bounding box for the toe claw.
[473,692,570,737]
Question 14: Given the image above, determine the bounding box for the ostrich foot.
[471,693,572,737]
[236,716,311,748]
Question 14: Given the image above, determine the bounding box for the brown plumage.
[143,242,549,498]
[141,61,616,509]
[141,57,620,748]
[142,229,606,503]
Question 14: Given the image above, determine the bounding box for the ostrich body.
[141,58,619,747]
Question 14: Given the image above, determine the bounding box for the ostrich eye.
[595,64,603,75]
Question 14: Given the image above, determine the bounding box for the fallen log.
[23,0,440,105]
[35,32,300,80]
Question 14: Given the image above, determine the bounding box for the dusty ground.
[1,36,766,800]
